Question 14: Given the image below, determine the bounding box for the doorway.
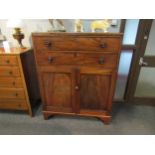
[125,19,155,104]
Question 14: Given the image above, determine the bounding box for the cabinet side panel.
[20,50,41,107]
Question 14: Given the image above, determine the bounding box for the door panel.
[78,68,112,112]
[135,68,155,97]
[134,20,155,101]
[41,68,74,113]
[80,74,110,110]
[144,20,155,56]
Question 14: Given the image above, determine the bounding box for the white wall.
[0,19,121,48]
[123,19,139,45]
[0,19,52,47]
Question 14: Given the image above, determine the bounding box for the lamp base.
[13,28,25,48]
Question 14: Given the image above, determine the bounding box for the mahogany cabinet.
[0,48,40,116]
[32,33,122,124]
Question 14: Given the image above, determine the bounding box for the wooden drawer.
[0,56,18,66]
[0,77,23,88]
[36,52,118,68]
[33,36,121,52]
[0,67,20,77]
[0,98,28,110]
[0,88,26,99]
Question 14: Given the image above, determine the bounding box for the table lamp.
[7,19,25,48]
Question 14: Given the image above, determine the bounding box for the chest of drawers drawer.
[0,77,23,88]
[0,98,28,110]
[33,36,121,52]
[36,52,118,68]
[0,88,26,99]
[0,56,18,66]
[0,66,20,77]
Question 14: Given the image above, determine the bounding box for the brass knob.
[98,58,104,64]
[100,43,107,48]
[48,57,54,63]
[75,85,79,90]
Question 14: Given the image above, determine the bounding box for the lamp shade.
[7,19,22,28]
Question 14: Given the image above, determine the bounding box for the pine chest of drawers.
[0,48,40,116]
[32,33,122,124]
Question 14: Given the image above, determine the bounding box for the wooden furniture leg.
[100,116,111,125]
[43,113,54,120]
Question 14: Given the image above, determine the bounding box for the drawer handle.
[98,58,105,64]
[18,104,21,108]
[12,82,16,86]
[14,93,18,97]
[9,71,13,75]
[100,43,107,48]
[44,41,52,48]
[48,57,54,63]
[6,60,10,64]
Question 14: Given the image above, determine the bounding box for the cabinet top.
[0,47,31,55]
[32,32,123,38]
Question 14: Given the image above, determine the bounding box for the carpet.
[0,103,155,135]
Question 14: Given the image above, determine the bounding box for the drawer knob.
[12,82,16,86]
[98,58,104,64]
[44,41,52,48]
[48,57,54,63]
[9,71,13,75]
[6,60,10,64]
[100,43,107,48]
[15,93,18,97]
[75,85,79,90]
[18,104,21,108]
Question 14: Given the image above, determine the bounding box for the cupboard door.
[78,68,113,114]
[40,67,75,113]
